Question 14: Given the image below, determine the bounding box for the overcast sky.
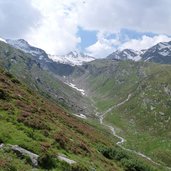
[0,0,171,58]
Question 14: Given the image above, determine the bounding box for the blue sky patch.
[77,27,97,50]
[118,29,157,42]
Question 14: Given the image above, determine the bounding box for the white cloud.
[27,0,81,54]
[86,41,114,58]
[86,34,171,58]
[77,0,171,34]
[1,0,171,55]
[0,0,41,38]
[25,0,171,55]
[120,35,171,51]
[86,32,120,58]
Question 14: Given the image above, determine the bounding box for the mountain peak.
[5,38,95,66]
[142,41,171,62]
[6,38,49,62]
[107,40,171,63]
[67,51,80,58]
[15,39,29,44]
[49,51,95,66]
[107,48,143,61]
[66,50,90,58]
[6,39,31,51]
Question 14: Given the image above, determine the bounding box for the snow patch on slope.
[66,82,86,96]
[0,37,7,43]
[157,42,169,50]
[123,49,142,61]
[73,113,87,119]
[159,49,170,56]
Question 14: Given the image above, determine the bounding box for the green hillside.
[70,59,171,169]
[0,67,117,170]
[1,65,163,170]
[0,41,169,170]
[1,43,166,170]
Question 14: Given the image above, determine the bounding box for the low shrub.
[99,146,155,171]
[99,146,128,160]
[38,152,56,169]
[0,89,9,100]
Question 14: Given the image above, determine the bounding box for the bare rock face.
[10,145,39,167]
[57,154,76,165]
[0,143,4,148]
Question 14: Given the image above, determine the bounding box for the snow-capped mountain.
[49,51,95,66]
[107,41,171,64]
[6,38,171,66]
[5,39,95,76]
[142,41,171,63]
[6,39,49,61]
[107,49,145,61]
[6,39,75,76]
[6,39,95,66]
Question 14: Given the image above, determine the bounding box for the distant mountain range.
[107,41,171,64]
[4,38,171,66]
[6,39,95,66]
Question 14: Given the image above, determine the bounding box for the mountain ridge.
[107,41,171,64]
[6,39,95,66]
[5,38,171,65]
[107,49,145,61]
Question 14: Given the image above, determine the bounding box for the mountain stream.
[99,94,171,170]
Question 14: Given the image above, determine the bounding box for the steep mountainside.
[6,39,75,76]
[0,41,94,116]
[0,68,118,170]
[68,59,171,168]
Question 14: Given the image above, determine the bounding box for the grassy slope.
[105,63,171,168]
[0,42,166,170]
[0,65,160,170]
[0,68,122,171]
[72,60,141,111]
[71,59,171,169]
